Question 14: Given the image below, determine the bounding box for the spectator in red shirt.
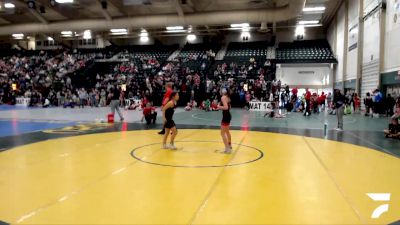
[304,88,311,116]
[142,103,157,125]
[353,93,360,113]
[141,96,149,109]
[292,87,298,97]
[318,92,327,111]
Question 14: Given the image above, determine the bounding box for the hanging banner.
[348,24,359,52]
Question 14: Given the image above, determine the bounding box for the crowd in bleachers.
[0,50,96,106]
[0,41,335,112]
[2,41,397,121]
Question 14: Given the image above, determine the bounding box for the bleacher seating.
[0,49,60,58]
[74,45,178,89]
[75,47,119,59]
[276,40,337,63]
[212,41,276,82]
[173,43,220,74]
[127,45,176,79]
[224,42,269,58]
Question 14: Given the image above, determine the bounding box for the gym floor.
[0,106,399,225]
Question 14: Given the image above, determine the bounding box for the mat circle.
[130,141,264,168]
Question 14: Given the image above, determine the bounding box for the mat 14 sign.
[249,102,272,111]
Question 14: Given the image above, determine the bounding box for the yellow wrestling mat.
[0,129,399,224]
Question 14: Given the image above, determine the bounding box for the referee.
[110,86,124,122]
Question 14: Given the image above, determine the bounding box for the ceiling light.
[12,33,24,38]
[303,6,326,12]
[166,29,186,33]
[295,25,305,36]
[139,32,148,37]
[4,3,15,8]
[61,31,72,35]
[55,0,73,3]
[166,26,184,30]
[110,32,128,35]
[230,23,250,28]
[298,20,319,25]
[110,28,127,33]
[187,34,196,41]
[140,36,149,42]
[47,37,54,41]
[83,30,91,39]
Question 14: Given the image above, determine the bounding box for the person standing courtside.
[110,86,124,122]
[158,82,173,135]
[334,89,346,131]
[304,88,311,116]
[218,89,232,154]
[162,92,179,149]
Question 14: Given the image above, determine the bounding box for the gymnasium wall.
[27,39,35,50]
[328,0,400,97]
[111,37,157,46]
[276,65,332,87]
[361,0,381,99]
[346,0,360,81]
[224,32,272,43]
[335,3,346,83]
[362,11,380,64]
[384,0,400,72]
[275,27,326,43]
[327,17,337,55]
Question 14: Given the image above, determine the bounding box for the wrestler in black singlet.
[164,101,176,129]
[221,100,231,126]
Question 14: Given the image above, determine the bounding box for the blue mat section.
[0,105,34,111]
[0,120,76,137]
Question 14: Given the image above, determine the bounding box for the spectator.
[109,86,124,122]
[364,92,373,116]
[384,118,400,139]
[385,94,395,117]
[334,89,346,131]
[353,93,360,113]
[373,89,383,115]
[392,100,400,120]
[304,88,311,116]
[141,103,157,125]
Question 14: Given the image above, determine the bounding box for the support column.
[379,2,387,88]
[356,0,364,95]
[332,16,338,89]
[342,0,349,92]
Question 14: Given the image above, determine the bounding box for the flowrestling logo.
[367,193,391,219]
